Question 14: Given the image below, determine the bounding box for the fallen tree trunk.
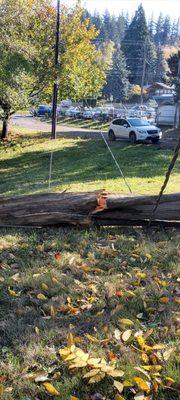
[0,191,179,227]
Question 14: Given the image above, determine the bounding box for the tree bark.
[1,115,10,140]
[0,191,179,227]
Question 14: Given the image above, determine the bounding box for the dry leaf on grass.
[43,382,60,396]
[119,318,134,326]
[113,380,124,393]
[134,377,150,393]
[122,329,132,342]
[37,293,47,300]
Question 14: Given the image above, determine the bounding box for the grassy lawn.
[51,116,110,131]
[0,227,179,400]
[0,128,179,399]
[0,128,179,196]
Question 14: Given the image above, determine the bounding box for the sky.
[61,0,180,20]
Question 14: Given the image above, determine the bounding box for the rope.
[48,151,53,190]
[99,128,132,194]
[83,98,132,194]
[149,137,180,225]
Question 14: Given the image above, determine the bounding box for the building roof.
[146,82,174,92]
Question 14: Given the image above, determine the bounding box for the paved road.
[11,115,104,139]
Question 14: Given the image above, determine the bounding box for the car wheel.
[129,132,136,144]
[151,138,159,144]
[108,129,116,141]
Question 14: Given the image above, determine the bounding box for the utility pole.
[140,42,146,105]
[51,0,60,140]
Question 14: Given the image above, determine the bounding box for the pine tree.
[145,40,157,84]
[162,16,171,45]
[116,14,126,43]
[170,18,180,45]
[154,46,168,82]
[148,13,154,38]
[154,13,164,44]
[168,50,180,81]
[103,45,130,101]
[122,5,149,85]
[102,9,112,41]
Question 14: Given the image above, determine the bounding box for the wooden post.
[51,0,60,140]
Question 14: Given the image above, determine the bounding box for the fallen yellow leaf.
[159,297,169,304]
[122,329,132,342]
[108,370,124,378]
[119,318,134,326]
[85,333,99,343]
[41,283,48,290]
[43,382,60,396]
[174,297,180,304]
[115,394,125,400]
[83,369,100,379]
[0,385,4,395]
[145,253,152,260]
[70,397,79,400]
[134,393,145,400]
[136,272,147,279]
[35,326,40,335]
[134,377,150,393]
[88,372,105,384]
[52,277,59,284]
[114,380,124,393]
[37,293,47,300]
[143,365,162,372]
[8,287,18,297]
[141,352,149,364]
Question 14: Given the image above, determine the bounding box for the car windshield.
[128,118,150,126]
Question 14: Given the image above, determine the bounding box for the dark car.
[33,105,52,117]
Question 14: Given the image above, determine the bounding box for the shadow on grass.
[0,137,178,196]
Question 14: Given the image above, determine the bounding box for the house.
[146,82,175,96]
[145,82,175,105]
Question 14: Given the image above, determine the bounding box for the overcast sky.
[61,0,180,20]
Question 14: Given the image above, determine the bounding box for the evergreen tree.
[103,45,130,101]
[154,46,168,82]
[125,11,130,30]
[162,16,171,45]
[102,9,112,41]
[154,13,164,44]
[170,18,180,45]
[168,51,180,81]
[145,40,157,84]
[121,4,150,85]
[168,51,180,101]
[148,13,154,38]
[116,14,126,42]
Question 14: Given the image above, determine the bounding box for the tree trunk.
[0,191,179,227]
[1,115,10,140]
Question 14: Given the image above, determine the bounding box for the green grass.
[0,127,179,196]
[53,116,110,131]
[0,128,179,399]
[0,227,179,399]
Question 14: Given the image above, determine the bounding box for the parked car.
[64,107,82,118]
[108,117,162,144]
[82,109,94,119]
[33,105,52,117]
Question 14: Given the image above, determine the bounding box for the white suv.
[108,117,162,144]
